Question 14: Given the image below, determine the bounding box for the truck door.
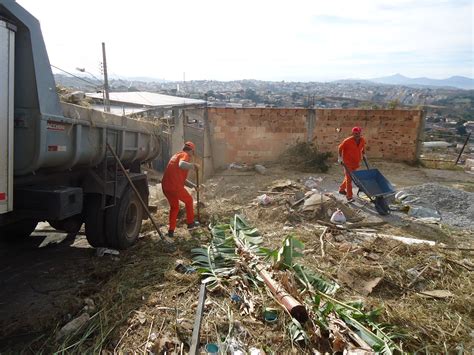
[0,19,15,214]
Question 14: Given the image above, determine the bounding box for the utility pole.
[102,42,111,113]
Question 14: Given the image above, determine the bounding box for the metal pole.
[454,132,471,165]
[189,283,207,355]
[102,42,111,113]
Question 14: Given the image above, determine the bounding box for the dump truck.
[0,0,160,249]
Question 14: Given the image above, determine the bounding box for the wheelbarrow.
[342,157,395,215]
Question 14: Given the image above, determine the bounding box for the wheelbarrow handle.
[363,155,370,170]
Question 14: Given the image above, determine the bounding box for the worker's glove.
[337,156,343,165]
[194,163,200,171]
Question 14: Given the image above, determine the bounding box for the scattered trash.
[204,343,219,354]
[254,164,266,175]
[228,337,245,355]
[96,248,120,257]
[263,308,279,323]
[330,209,346,224]
[304,176,323,190]
[407,205,441,222]
[303,192,330,211]
[230,293,242,303]
[135,311,147,325]
[228,162,252,171]
[175,259,196,274]
[249,348,265,355]
[82,298,95,313]
[56,313,90,340]
[257,194,272,206]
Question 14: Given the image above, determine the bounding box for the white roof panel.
[86,91,205,108]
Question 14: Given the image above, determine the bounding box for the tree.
[387,100,400,109]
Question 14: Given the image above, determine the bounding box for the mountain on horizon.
[368,73,474,90]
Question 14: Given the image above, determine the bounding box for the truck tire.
[84,194,107,247]
[105,188,143,250]
[49,216,83,234]
[0,220,38,240]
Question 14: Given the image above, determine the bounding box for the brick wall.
[313,109,424,162]
[208,107,423,168]
[208,108,309,167]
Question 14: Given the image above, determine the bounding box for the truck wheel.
[84,194,107,247]
[0,220,38,240]
[374,197,390,216]
[49,216,83,234]
[105,188,143,249]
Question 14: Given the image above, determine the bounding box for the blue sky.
[16,0,474,81]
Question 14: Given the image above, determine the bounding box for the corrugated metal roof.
[86,91,205,108]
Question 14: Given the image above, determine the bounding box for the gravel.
[402,183,474,229]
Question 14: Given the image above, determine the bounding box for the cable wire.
[51,64,102,89]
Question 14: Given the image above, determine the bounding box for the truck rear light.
[0,193,6,201]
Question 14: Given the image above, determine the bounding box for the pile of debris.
[189,215,405,354]
[254,178,363,225]
[400,183,474,229]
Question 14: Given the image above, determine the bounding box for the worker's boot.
[187,221,200,230]
[168,230,174,238]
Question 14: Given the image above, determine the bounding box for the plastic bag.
[257,194,272,206]
[330,208,346,224]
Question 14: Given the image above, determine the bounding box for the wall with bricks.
[208,108,309,167]
[207,107,423,169]
[313,109,424,162]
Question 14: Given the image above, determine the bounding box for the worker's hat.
[352,126,362,134]
[184,141,196,151]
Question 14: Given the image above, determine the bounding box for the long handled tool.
[195,166,201,222]
[106,143,165,239]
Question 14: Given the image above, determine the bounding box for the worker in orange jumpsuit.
[161,141,200,238]
[338,126,366,202]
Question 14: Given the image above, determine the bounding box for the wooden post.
[106,143,165,239]
[454,132,471,165]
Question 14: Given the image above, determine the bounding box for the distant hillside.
[369,74,474,90]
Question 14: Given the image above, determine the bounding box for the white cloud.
[15,0,474,81]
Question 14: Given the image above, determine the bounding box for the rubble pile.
[402,183,474,229]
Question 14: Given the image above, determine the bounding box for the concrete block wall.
[313,109,424,162]
[207,107,423,169]
[208,108,308,167]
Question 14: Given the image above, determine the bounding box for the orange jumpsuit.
[161,151,194,231]
[338,136,366,199]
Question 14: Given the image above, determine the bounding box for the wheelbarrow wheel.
[374,196,390,216]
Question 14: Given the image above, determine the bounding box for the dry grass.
[4,164,473,353]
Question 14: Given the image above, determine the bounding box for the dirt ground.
[0,161,472,353]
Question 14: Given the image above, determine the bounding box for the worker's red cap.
[352,126,362,134]
[184,141,195,151]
